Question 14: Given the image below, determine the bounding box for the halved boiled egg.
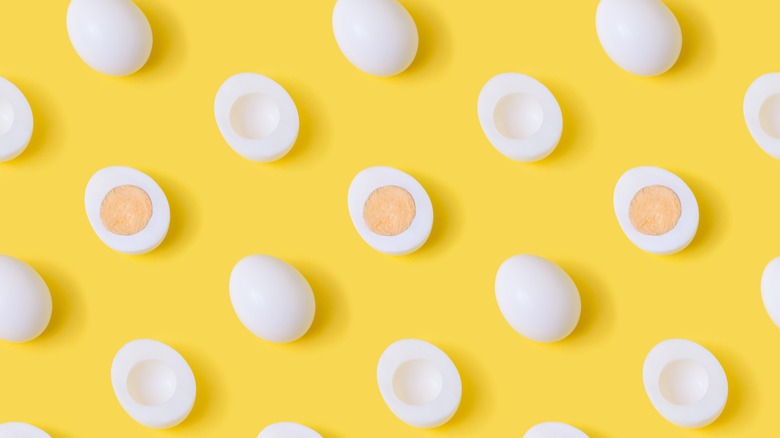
[613,166,698,255]
[744,73,780,159]
[348,166,433,255]
[85,166,170,255]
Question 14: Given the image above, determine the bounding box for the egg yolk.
[629,185,681,236]
[100,185,153,236]
[363,185,416,236]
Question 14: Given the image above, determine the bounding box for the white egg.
[643,339,727,428]
[85,166,170,255]
[0,255,51,343]
[613,166,698,255]
[66,0,153,76]
[229,255,315,343]
[596,0,682,76]
[478,73,563,162]
[377,339,461,428]
[348,166,433,255]
[332,0,418,76]
[495,255,580,343]
[111,339,196,429]
[0,76,33,162]
[214,73,299,162]
[524,422,589,438]
[761,256,780,329]
[744,73,780,159]
[258,422,322,438]
[0,423,51,438]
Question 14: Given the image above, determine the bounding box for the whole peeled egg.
[229,255,315,343]
[596,0,682,76]
[495,254,581,343]
[332,0,418,76]
[66,0,153,76]
[0,255,52,343]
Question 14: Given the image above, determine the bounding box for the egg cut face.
[85,166,170,255]
[229,255,316,343]
[348,167,433,255]
[495,255,581,343]
[332,0,419,76]
[614,166,698,255]
[0,423,51,438]
[596,0,682,76]
[0,255,52,343]
[524,422,589,438]
[258,422,322,438]
[66,0,153,76]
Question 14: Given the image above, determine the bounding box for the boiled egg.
[111,339,196,429]
[761,256,780,329]
[229,255,315,343]
[524,422,588,438]
[258,422,322,438]
[0,76,33,162]
[85,166,170,255]
[613,166,698,255]
[377,339,461,428]
[332,0,418,76]
[744,73,780,159]
[0,255,51,343]
[215,73,299,162]
[478,73,563,162]
[643,339,727,428]
[348,166,433,255]
[596,0,682,76]
[495,255,581,343]
[67,0,152,76]
[0,423,50,438]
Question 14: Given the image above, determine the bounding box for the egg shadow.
[406,172,464,259]
[271,77,330,166]
[134,0,187,78]
[148,171,201,257]
[25,260,87,344]
[556,261,615,344]
[530,78,593,167]
[173,343,227,430]
[664,0,716,78]
[289,261,350,346]
[705,343,753,429]
[435,343,492,430]
[401,0,454,79]
[0,79,64,166]
[672,172,725,258]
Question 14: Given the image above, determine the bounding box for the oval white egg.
[596,0,682,76]
[0,76,33,162]
[478,73,563,162]
[0,255,51,343]
[761,256,780,329]
[643,339,727,428]
[258,422,322,438]
[229,255,315,343]
[0,423,51,438]
[214,73,299,162]
[67,0,153,76]
[348,166,433,255]
[495,255,581,343]
[377,339,461,428]
[111,339,196,429]
[85,166,170,255]
[332,0,418,76]
[613,166,698,255]
[744,73,780,159]
[524,422,589,438]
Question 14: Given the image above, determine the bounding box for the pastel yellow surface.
[0,0,776,436]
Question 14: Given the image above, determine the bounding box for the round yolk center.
[629,185,681,236]
[100,185,153,236]
[363,186,416,236]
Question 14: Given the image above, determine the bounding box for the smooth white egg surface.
[596,0,682,76]
[761,256,780,329]
[643,339,727,428]
[332,0,418,76]
[0,423,51,438]
[0,76,33,162]
[258,422,322,438]
[229,255,315,343]
[478,73,563,162]
[524,422,589,438]
[215,73,299,162]
[614,166,698,255]
[111,339,196,429]
[66,0,153,76]
[0,255,51,343]
[84,166,170,255]
[744,73,780,159]
[348,166,433,255]
[495,254,581,343]
[377,339,461,428]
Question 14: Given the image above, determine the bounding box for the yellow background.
[0,0,777,436]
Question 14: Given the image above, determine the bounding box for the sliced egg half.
[85,166,170,255]
[377,339,461,428]
[524,422,589,438]
[258,422,322,438]
[614,166,698,255]
[0,423,51,438]
[111,339,196,429]
[744,73,780,159]
[348,166,433,255]
[0,76,33,162]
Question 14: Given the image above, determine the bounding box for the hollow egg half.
[0,255,51,343]
[614,166,698,255]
